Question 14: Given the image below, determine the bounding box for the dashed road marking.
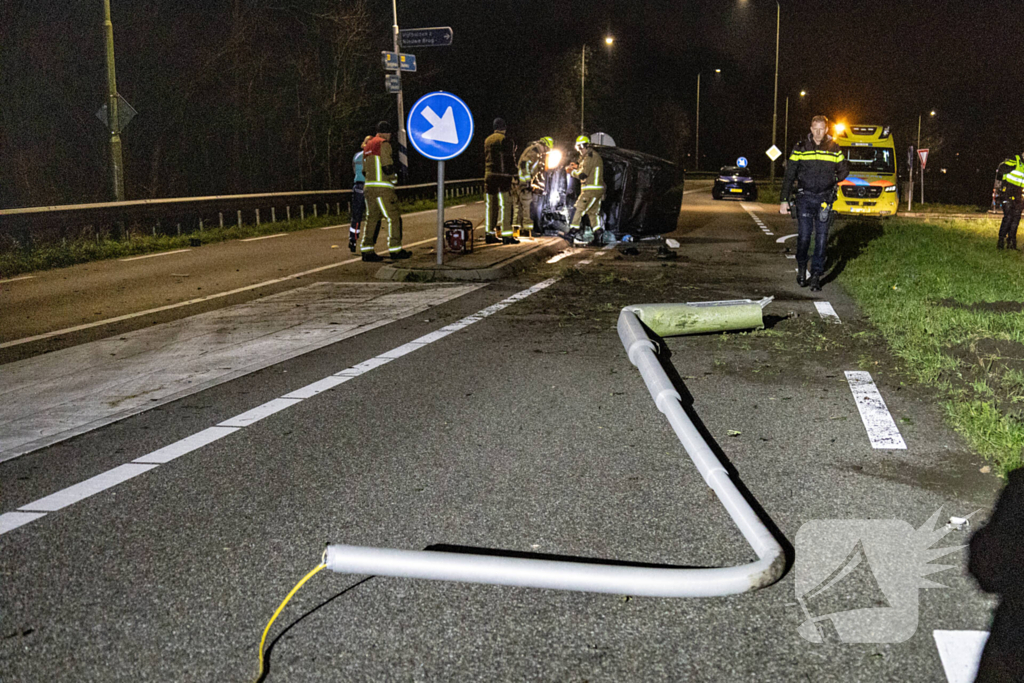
[814,301,842,323]
[0,277,562,536]
[845,371,907,449]
[933,630,989,683]
[120,249,191,262]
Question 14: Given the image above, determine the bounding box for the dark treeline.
[3,1,772,210]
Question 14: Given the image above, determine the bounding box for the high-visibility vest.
[1002,156,1024,189]
[364,136,396,189]
[572,151,605,192]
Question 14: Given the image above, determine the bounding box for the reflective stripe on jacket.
[572,150,605,192]
[780,134,849,202]
[363,136,396,188]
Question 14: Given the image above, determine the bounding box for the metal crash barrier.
[324,299,786,598]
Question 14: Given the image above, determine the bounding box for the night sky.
[2,0,1023,207]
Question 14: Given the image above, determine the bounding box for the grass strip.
[836,215,1024,474]
[0,193,483,279]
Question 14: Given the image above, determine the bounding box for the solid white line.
[683,186,713,195]
[0,275,36,284]
[0,511,47,534]
[120,249,191,262]
[776,234,798,243]
[320,224,344,230]
[845,371,907,449]
[133,426,241,464]
[547,251,574,263]
[0,276,562,536]
[240,233,287,242]
[814,301,842,324]
[218,397,303,428]
[18,464,158,512]
[933,630,989,683]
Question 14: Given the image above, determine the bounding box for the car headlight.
[884,185,897,193]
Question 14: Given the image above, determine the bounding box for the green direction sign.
[400,27,453,48]
[381,51,417,72]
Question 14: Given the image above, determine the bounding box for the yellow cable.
[254,559,327,682]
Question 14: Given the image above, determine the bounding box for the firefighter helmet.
[540,136,554,149]
[575,135,590,147]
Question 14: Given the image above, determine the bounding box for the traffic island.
[375,235,566,282]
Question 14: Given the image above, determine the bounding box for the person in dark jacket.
[484,118,518,244]
[779,115,849,291]
[968,468,1024,682]
[994,153,1024,250]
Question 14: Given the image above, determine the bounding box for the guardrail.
[0,178,485,248]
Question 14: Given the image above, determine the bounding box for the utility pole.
[694,72,700,172]
[391,0,408,181]
[769,1,780,186]
[783,95,789,164]
[103,0,125,201]
[580,45,586,133]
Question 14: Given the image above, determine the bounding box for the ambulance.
[832,124,899,217]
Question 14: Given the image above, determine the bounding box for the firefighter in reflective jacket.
[567,135,605,245]
[484,118,518,244]
[779,115,849,291]
[360,120,412,262]
[514,136,553,235]
[995,152,1024,250]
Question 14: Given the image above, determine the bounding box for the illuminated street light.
[605,35,614,46]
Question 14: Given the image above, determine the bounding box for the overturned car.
[529,145,684,240]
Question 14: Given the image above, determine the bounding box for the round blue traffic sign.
[407,92,474,161]
[737,157,748,168]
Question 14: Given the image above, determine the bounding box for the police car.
[712,165,758,201]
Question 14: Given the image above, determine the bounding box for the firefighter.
[484,118,517,244]
[779,115,849,291]
[566,135,605,245]
[995,151,1024,250]
[514,136,554,235]
[349,135,372,252]
[360,121,411,262]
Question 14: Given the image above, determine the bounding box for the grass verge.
[0,193,483,279]
[836,214,1024,474]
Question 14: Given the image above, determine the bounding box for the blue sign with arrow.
[736,156,748,168]
[407,92,474,161]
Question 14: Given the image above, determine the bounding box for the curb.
[899,212,997,221]
[375,237,567,282]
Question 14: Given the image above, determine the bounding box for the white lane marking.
[933,630,989,683]
[786,255,796,259]
[282,375,352,400]
[320,224,343,230]
[1,277,561,536]
[133,427,240,464]
[665,239,680,248]
[0,275,36,284]
[683,186,712,194]
[0,511,47,534]
[776,234,797,243]
[814,301,842,323]
[18,464,158,512]
[240,233,287,242]
[120,249,192,262]
[547,251,574,263]
[218,398,303,428]
[845,371,907,449]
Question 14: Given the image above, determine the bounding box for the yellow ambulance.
[832,124,899,217]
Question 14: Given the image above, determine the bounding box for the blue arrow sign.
[407,92,474,161]
[737,156,748,168]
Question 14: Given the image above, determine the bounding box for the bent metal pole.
[324,308,786,597]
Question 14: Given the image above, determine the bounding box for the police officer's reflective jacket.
[780,134,849,202]
[997,155,1024,204]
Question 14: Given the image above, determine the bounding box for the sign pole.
[437,161,445,265]
[391,0,408,182]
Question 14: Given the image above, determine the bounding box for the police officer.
[349,135,372,252]
[514,136,554,235]
[779,115,849,291]
[484,118,517,244]
[567,135,605,245]
[360,121,411,262]
[995,151,1024,250]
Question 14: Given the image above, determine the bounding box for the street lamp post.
[910,110,936,208]
[391,0,408,182]
[580,36,614,133]
[102,0,125,202]
[694,68,721,172]
[783,90,806,165]
[769,1,780,186]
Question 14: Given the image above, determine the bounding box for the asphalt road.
[0,188,1004,682]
